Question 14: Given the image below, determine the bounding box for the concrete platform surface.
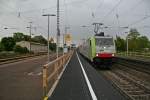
[48,52,126,100]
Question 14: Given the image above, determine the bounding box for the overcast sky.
[0,0,150,44]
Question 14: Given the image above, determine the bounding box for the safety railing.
[117,52,150,58]
[117,52,150,60]
[43,51,73,99]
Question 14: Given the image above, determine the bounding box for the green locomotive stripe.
[90,36,96,61]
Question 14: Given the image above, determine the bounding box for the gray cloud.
[0,0,150,43]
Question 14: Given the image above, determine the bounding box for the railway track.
[116,57,150,74]
[98,62,150,100]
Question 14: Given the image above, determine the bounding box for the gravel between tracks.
[98,63,150,100]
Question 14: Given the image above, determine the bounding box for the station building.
[16,41,47,53]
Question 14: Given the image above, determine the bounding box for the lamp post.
[63,26,70,55]
[125,31,129,56]
[42,14,56,62]
[26,25,37,53]
[57,0,60,58]
[63,33,65,56]
[123,27,129,56]
[26,22,32,52]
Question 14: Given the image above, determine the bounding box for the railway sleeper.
[127,90,146,94]
[132,95,150,100]
[123,87,141,91]
[113,71,150,90]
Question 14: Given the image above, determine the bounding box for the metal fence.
[43,51,73,99]
[117,52,150,58]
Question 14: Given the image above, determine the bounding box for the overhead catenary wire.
[1,0,88,39]
[92,0,104,18]
[113,0,145,29]
[0,0,88,15]
[1,0,149,38]
[96,0,124,35]
[101,0,124,22]
[64,0,68,28]
[0,4,31,29]
[127,15,150,27]
[101,0,148,35]
[0,0,87,27]
[0,2,16,12]
[1,5,47,30]
[115,15,150,37]
[120,0,145,16]
[124,0,150,27]
[0,13,47,36]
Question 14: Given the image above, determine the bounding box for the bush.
[1,37,16,51]
[13,45,29,54]
[0,43,4,52]
[0,51,17,59]
[49,43,56,51]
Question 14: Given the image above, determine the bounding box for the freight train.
[79,34,116,68]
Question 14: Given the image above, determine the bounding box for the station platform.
[48,52,126,100]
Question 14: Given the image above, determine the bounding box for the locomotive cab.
[79,34,116,68]
[93,36,116,66]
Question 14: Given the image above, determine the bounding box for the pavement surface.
[0,54,56,100]
[49,52,126,100]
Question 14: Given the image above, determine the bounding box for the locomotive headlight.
[112,54,115,57]
[104,46,106,49]
[96,53,99,56]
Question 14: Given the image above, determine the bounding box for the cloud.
[0,0,150,42]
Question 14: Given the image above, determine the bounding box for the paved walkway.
[48,52,125,100]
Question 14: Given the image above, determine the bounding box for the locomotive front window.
[96,38,113,46]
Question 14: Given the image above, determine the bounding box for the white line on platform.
[37,72,42,76]
[76,52,98,100]
[27,72,42,76]
[28,72,34,76]
[47,54,72,97]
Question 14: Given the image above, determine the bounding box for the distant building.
[71,44,76,48]
[16,41,47,53]
[65,33,72,46]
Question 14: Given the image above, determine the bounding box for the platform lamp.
[42,14,56,62]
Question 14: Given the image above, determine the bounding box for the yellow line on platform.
[44,96,48,100]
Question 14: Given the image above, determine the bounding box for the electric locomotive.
[79,34,116,68]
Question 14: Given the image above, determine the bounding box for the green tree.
[128,28,140,39]
[32,35,47,44]
[0,42,4,52]
[115,29,150,52]
[1,37,16,51]
[24,35,30,41]
[13,32,26,42]
[115,36,126,52]
[137,36,150,50]
[128,28,140,51]
[148,42,150,49]
[13,45,29,53]
[49,43,56,51]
